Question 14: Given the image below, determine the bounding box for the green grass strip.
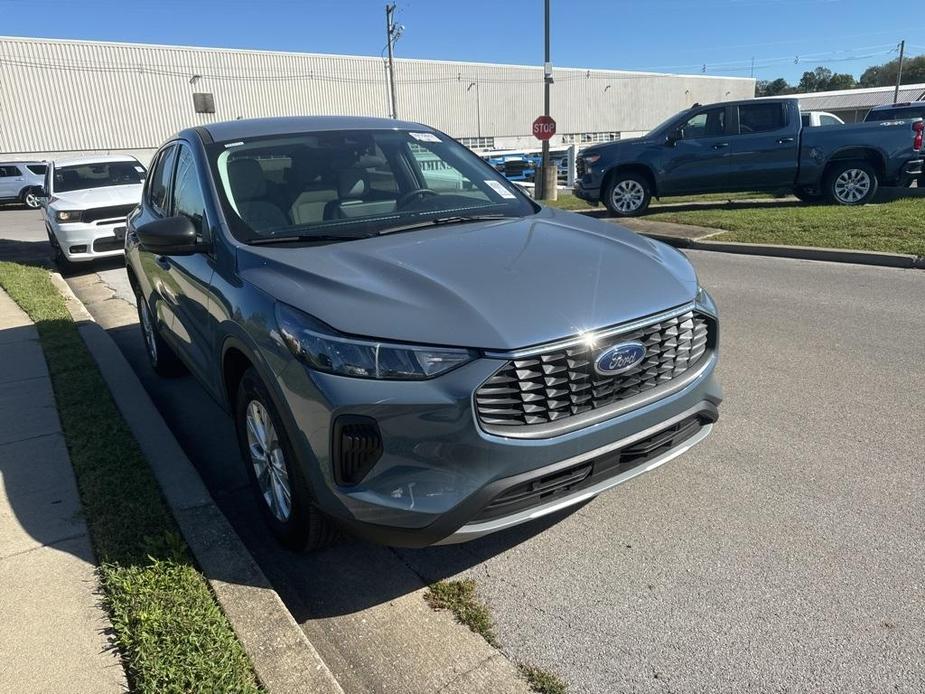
[647,197,925,256]
[518,664,568,694]
[0,261,259,693]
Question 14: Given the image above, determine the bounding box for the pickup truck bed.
[574,97,924,216]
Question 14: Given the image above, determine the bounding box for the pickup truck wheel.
[235,367,338,551]
[825,162,878,206]
[604,174,651,217]
[134,287,183,376]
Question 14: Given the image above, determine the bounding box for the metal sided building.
[0,36,755,163]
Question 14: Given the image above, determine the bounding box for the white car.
[800,110,845,127]
[42,154,146,270]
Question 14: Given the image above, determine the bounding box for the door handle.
[155,256,171,270]
[777,137,796,144]
[712,142,729,150]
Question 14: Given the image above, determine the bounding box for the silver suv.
[125,117,722,550]
[0,161,47,209]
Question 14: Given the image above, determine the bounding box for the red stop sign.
[532,115,556,141]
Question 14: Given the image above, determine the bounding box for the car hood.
[50,184,143,209]
[237,207,697,350]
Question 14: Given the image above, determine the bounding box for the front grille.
[475,309,712,431]
[92,236,123,253]
[503,160,532,176]
[576,156,586,177]
[474,415,706,521]
[81,204,135,224]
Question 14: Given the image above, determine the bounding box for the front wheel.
[234,368,337,551]
[824,162,879,206]
[134,287,183,376]
[603,173,652,217]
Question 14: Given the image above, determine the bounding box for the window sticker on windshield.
[409,132,441,142]
[224,141,245,148]
[134,166,145,173]
[484,180,516,199]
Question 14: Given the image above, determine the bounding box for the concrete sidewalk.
[0,288,125,694]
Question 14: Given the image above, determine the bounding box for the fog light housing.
[68,245,87,254]
[332,415,383,486]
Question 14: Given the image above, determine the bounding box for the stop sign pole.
[539,0,556,200]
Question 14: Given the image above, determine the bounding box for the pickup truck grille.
[475,310,712,432]
[576,156,586,178]
[81,204,135,224]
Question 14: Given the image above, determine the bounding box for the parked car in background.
[483,152,536,181]
[863,101,925,123]
[42,154,146,271]
[801,111,845,127]
[0,161,47,209]
[125,116,721,551]
[575,97,924,215]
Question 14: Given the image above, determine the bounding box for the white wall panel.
[0,37,754,157]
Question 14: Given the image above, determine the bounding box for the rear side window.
[26,164,47,175]
[820,115,841,126]
[738,103,786,134]
[0,165,22,177]
[148,146,177,215]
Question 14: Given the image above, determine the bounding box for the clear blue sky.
[1,0,922,84]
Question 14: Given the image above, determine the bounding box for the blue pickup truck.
[574,97,924,216]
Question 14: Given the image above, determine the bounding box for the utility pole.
[539,0,556,200]
[893,39,905,104]
[385,4,399,118]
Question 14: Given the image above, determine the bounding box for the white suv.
[43,154,146,270]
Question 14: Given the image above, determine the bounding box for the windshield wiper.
[377,214,508,236]
[245,234,367,246]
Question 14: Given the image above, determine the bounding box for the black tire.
[133,286,183,376]
[792,186,823,203]
[823,161,879,206]
[47,230,78,275]
[234,367,337,551]
[603,172,652,217]
[21,188,41,209]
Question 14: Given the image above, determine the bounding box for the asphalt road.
[3,206,923,693]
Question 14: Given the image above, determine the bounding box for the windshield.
[647,109,693,138]
[206,129,537,243]
[54,161,146,193]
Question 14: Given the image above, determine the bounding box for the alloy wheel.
[139,299,158,363]
[245,400,292,522]
[611,179,646,213]
[24,192,40,209]
[833,168,871,203]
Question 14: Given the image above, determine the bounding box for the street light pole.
[893,39,905,104]
[386,4,399,119]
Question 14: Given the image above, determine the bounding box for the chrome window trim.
[483,301,697,360]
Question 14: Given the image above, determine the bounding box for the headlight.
[55,210,82,222]
[583,153,601,166]
[275,303,475,380]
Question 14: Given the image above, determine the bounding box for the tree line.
[755,54,925,96]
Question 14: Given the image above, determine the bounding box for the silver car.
[0,161,46,209]
[125,117,722,550]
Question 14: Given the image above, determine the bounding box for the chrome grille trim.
[483,302,696,360]
[475,306,714,438]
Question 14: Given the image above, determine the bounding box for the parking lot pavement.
[2,207,923,692]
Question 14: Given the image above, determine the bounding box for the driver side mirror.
[666,128,684,146]
[136,215,200,256]
[36,187,49,206]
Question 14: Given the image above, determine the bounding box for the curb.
[51,274,345,694]
[635,232,924,269]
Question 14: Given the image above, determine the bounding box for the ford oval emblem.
[594,341,646,376]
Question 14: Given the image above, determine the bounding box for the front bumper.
[273,319,722,547]
[572,179,601,203]
[49,220,125,261]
